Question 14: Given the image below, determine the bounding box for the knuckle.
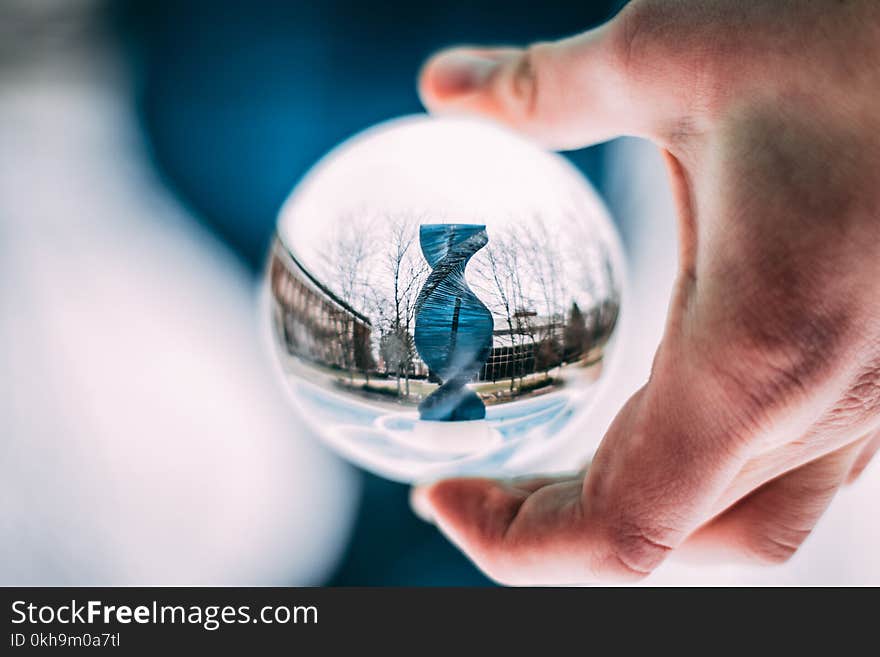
[604,518,676,578]
[820,357,880,433]
[495,43,543,125]
[738,493,827,566]
[606,0,739,130]
[745,527,810,565]
[607,0,654,75]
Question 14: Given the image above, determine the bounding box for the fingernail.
[427,51,501,98]
[410,485,435,523]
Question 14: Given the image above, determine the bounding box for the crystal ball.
[263,116,624,482]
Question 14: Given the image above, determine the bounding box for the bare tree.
[322,212,376,383]
[368,213,429,398]
[558,205,622,357]
[475,227,524,391]
[502,214,568,380]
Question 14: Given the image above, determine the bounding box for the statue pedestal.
[375,413,501,456]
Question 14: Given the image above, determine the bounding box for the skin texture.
[411,0,880,584]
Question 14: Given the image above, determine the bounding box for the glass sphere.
[263,116,624,482]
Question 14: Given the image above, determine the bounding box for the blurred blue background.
[117,0,626,268]
[115,0,625,586]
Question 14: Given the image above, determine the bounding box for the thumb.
[418,10,673,149]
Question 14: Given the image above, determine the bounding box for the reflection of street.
[283,358,603,482]
[279,347,602,410]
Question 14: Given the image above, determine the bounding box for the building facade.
[270,240,373,373]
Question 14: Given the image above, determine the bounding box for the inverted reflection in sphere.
[264,116,624,482]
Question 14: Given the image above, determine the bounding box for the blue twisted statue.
[414,224,494,421]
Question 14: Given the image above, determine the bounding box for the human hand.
[411,0,880,584]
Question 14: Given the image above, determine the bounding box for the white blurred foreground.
[0,15,357,585]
